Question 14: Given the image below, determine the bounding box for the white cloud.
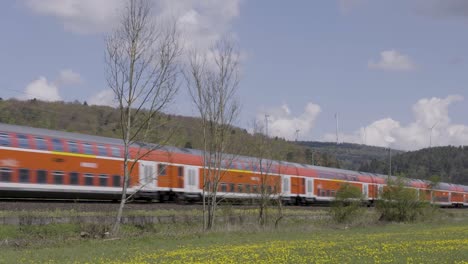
[17,69,83,102]
[23,0,241,52]
[56,69,83,86]
[24,0,122,34]
[368,50,416,72]
[88,89,116,107]
[19,77,61,101]
[258,102,321,140]
[323,95,468,150]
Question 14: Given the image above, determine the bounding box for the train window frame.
[245,184,251,193]
[97,145,107,156]
[230,183,235,192]
[35,137,48,150]
[17,134,30,149]
[52,138,64,152]
[220,183,227,192]
[69,172,79,185]
[84,173,94,186]
[83,143,94,155]
[0,133,11,147]
[99,174,108,186]
[111,146,121,157]
[53,171,64,185]
[112,175,121,187]
[0,168,12,182]
[237,184,243,193]
[158,164,167,176]
[37,170,47,184]
[19,168,30,183]
[68,141,79,153]
[252,185,258,193]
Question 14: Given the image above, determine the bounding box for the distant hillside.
[297,141,404,170]
[0,98,339,167]
[358,146,468,185]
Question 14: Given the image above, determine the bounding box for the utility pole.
[335,113,339,145]
[429,121,438,148]
[295,129,300,142]
[264,114,270,138]
[388,147,392,177]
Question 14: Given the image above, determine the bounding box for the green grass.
[0,219,467,263]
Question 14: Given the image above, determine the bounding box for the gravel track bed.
[0,201,201,212]
[0,200,325,212]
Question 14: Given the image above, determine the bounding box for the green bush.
[330,183,364,224]
[376,177,433,222]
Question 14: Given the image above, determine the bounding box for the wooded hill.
[297,141,403,170]
[358,146,468,185]
[1,98,466,185]
[0,99,341,167]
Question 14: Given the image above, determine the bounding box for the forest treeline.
[0,99,340,167]
[0,98,466,185]
[358,146,468,185]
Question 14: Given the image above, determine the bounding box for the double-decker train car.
[0,123,467,207]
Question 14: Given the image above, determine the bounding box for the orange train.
[0,123,467,207]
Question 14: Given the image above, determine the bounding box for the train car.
[0,123,467,206]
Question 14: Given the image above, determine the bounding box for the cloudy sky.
[2,0,468,151]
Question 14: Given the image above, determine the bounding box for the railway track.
[0,200,329,212]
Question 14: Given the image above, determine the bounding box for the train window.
[68,141,79,153]
[17,134,30,148]
[230,183,235,192]
[267,185,273,194]
[0,168,12,182]
[53,171,64,184]
[220,183,227,192]
[252,185,258,193]
[326,190,330,197]
[245,184,251,193]
[158,164,167,176]
[70,172,79,185]
[317,188,321,196]
[237,184,243,193]
[112,175,121,187]
[83,143,94,155]
[35,137,48,150]
[111,147,121,157]
[37,170,47,184]
[84,173,94,186]
[99,174,108,186]
[330,190,336,197]
[0,133,11,147]
[52,138,64,151]
[19,169,30,183]
[97,145,107,156]
[177,166,184,177]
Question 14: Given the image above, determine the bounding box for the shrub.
[330,183,364,224]
[376,176,432,222]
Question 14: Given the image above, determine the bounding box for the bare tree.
[250,120,279,226]
[106,0,181,235]
[185,39,240,231]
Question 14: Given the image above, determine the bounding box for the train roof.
[0,122,467,190]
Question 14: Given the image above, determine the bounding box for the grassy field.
[0,209,467,263]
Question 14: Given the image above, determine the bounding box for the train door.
[185,166,199,192]
[306,178,314,197]
[139,160,157,190]
[362,183,368,199]
[282,175,291,195]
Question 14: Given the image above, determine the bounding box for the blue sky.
[2,0,468,150]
